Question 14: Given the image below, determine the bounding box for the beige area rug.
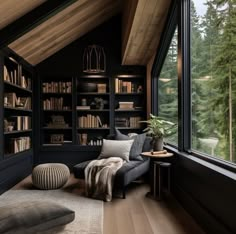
[0,189,103,234]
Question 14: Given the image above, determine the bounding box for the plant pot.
[153,137,163,151]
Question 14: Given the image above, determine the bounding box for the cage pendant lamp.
[83,45,106,73]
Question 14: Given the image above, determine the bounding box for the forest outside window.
[191,0,236,163]
[158,29,178,145]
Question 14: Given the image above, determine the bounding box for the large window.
[158,29,178,144]
[191,0,236,163]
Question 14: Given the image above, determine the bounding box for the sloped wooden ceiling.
[0,0,45,29]
[9,0,122,65]
[122,0,171,65]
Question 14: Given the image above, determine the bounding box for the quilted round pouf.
[32,163,70,190]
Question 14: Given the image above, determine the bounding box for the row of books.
[115,117,142,128]
[6,137,31,154]
[42,81,72,93]
[78,115,108,128]
[4,65,32,90]
[115,78,141,93]
[77,133,103,146]
[43,98,71,110]
[4,92,31,110]
[8,116,31,131]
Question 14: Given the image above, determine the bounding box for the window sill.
[164,145,236,182]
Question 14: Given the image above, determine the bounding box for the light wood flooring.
[12,174,205,234]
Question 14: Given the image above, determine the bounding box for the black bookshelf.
[39,72,146,149]
[40,77,73,146]
[76,74,111,146]
[2,53,33,158]
[114,74,146,133]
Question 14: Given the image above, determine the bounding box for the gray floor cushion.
[0,201,75,234]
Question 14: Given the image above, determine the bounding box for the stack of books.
[47,115,69,128]
[76,106,90,110]
[115,117,129,127]
[118,102,134,110]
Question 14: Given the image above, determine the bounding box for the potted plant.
[141,114,176,151]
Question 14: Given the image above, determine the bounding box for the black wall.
[170,151,236,234]
[35,15,145,167]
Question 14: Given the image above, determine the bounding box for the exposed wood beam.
[0,0,77,49]
[122,0,171,65]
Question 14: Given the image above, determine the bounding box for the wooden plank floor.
[12,174,205,234]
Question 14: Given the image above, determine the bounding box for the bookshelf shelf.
[115,109,143,112]
[115,93,143,95]
[76,109,110,112]
[77,128,110,130]
[4,81,32,93]
[116,75,144,79]
[4,106,32,113]
[116,127,142,130]
[43,127,72,130]
[77,92,110,96]
[4,129,32,135]
[79,75,109,79]
[43,109,72,112]
[42,92,72,95]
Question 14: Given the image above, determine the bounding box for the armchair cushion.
[98,139,134,162]
[115,129,146,161]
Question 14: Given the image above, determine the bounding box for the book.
[4,93,17,107]
[76,106,91,110]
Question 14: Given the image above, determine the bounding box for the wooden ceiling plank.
[15,0,106,57]
[132,0,163,64]
[124,0,156,64]
[27,1,121,64]
[20,0,115,59]
[29,8,120,65]
[122,0,147,64]
[122,0,171,65]
[139,2,170,63]
[0,0,45,29]
[0,0,77,49]
[122,0,138,58]
[28,1,120,62]
[10,0,90,51]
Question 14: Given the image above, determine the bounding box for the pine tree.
[158,29,178,143]
[190,0,208,149]
[209,0,236,161]
[193,1,219,144]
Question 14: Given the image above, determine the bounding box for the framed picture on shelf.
[50,134,64,144]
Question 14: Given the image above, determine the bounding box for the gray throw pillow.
[98,139,134,162]
[0,201,75,234]
[115,129,146,160]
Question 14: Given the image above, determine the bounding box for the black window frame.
[151,0,236,173]
[152,0,178,149]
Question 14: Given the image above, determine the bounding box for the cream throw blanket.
[85,157,125,202]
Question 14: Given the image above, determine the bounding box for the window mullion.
[178,0,191,152]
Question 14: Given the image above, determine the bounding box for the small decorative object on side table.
[141,150,174,200]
